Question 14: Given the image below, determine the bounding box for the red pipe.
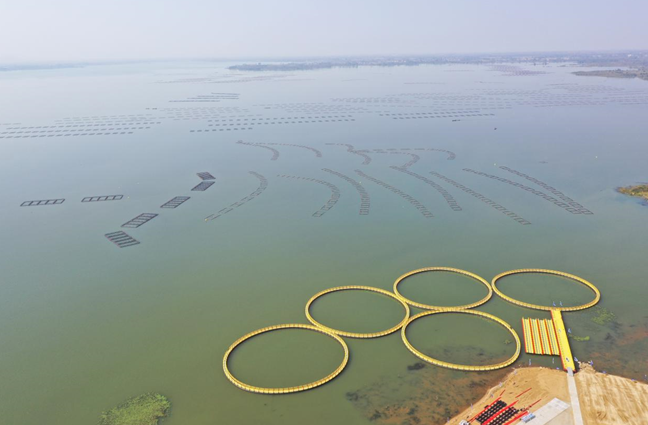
[525,398,542,410]
[515,387,532,398]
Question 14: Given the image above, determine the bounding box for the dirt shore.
[449,364,648,425]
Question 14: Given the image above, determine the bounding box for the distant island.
[617,184,648,203]
[574,68,648,81]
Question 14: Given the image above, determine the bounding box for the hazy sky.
[1,0,647,62]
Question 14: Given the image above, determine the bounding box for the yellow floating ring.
[401,309,521,371]
[223,323,349,394]
[393,267,492,310]
[305,285,410,338]
[491,269,600,312]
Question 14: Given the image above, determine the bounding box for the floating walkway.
[277,175,340,217]
[322,168,370,215]
[551,310,576,372]
[356,170,433,218]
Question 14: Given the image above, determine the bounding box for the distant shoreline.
[228,51,648,72]
[574,68,648,81]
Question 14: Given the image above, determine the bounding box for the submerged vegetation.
[407,362,426,371]
[569,335,591,342]
[591,307,617,326]
[617,184,648,203]
[99,393,170,425]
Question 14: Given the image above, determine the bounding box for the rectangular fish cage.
[21,199,65,206]
[121,213,158,228]
[197,172,215,180]
[105,231,140,248]
[82,195,123,202]
[191,181,215,191]
[161,196,190,209]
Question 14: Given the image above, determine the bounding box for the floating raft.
[105,231,140,248]
[192,181,215,191]
[122,213,158,228]
[197,172,215,180]
[522,313,575,372]
[522,318,560,355]
[161,196,190,209]
[82,195,123,202]
[21,198,65,206]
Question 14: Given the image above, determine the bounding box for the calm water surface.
[1,62,647,424]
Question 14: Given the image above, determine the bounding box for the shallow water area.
[405,313,515,366]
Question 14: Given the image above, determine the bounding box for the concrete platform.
[529,398,570,425]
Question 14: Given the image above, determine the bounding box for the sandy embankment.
[449,363,648,425]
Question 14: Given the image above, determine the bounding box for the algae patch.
[99,393,170,425]
[569,335,591,342]
[591,307,616,325]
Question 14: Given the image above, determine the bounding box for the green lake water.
[1,61,647,424]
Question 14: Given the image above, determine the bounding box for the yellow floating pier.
[551,310,576,372]
[522,311,575,372]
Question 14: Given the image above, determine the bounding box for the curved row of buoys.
[491,268,600,312]
[222,324,349,394]
[393,267,492,311]
[223,267,599,394]
[402,309,521,371]
[305,285,411,339]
